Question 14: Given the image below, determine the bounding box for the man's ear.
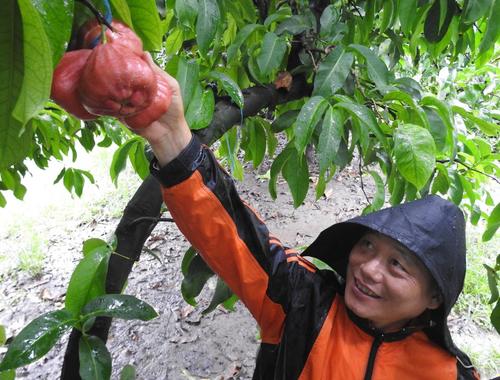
[427,292,443,310]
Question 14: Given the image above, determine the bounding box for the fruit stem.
[101,24,107,44]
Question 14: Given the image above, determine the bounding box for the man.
[136,60,480,379]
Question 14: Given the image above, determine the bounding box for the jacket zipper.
[363,334,384,380]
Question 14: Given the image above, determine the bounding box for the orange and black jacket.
[150,136,480,380]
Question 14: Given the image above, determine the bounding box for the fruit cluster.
[50,19,172,130]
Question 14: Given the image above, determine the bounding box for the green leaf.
[0,310,76,371]
[399,0,417,35]
[271,110,299,133]
[196,0,221,56]
[79,336,111,380]
[126,0,162,51]
[483,203,500,241]
[294,96,328,157]
[349,44,390,90]
[333,100,388,150]
[65,248,111,317]
[209,71,244,108]
[0,325,6,346]
[282,148,310,208]
[202,278,234,314]
[185,85,215,130]
[129,141,149,179]
[0,369,15,380]
[421,96,453,131]
[32,0,74,67]
[275,15,311,35]
[181,254,214,306]
[175,0,198,30]
[181,246,197,276]
[269,145,294,199]
[424,106,448,152]
[164,27,184,55]
[82,294,158,321]
[320,5,341,37]
[313,45,354,98]
[478,0,500,58]
[110,138,139,184]
[12,0,53,125]
[380,0,397,33]
[449,170,463,205]
[363,170,385,214]
[176,58,199,111]
[462,0,492,24]
[318,107,344,174]
[227,24,263,63]
[256,32,287,76]
[431,163,450,194]
[63,169,74,193]
[452,105,499,136]
[248,118,267,167]
[491,298,500,334]
[484,264,499,304]
[110,0,133,27]
[393,124,436,190]
[120,364,137,380]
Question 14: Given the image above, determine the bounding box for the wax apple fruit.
[78,43,157,116]
[121,72,173,129]
[78,19,142,53]
[50,50,96,120]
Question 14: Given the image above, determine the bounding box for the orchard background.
[0,0,499,379]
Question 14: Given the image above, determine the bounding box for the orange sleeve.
[151,138,316,344]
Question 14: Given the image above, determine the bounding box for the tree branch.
[194,74,312,145]
[437,159,500,185]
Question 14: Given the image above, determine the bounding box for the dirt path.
[0,158,498,379]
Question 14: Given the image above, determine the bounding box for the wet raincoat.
[150,136,479,379]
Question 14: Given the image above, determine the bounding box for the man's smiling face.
[344,231,441,332]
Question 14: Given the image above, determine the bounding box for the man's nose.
[359,257,383,282]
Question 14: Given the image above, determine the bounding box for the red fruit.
[78,19,142,53]
[78,43,157,116]
[122,72,172,129]
[50,50,96,120]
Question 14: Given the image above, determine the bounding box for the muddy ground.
[0,157,498,379]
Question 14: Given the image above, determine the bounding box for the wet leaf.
[393,124,436,190]
[181,254,214,306]
[282,149,309,208]
[0,310,76,371]
[197,0,221,56]
[66,247,111,317]
[202,278,235,314]
[81,294,158,321]
[79,336,111,380]
[257,32,287,76]
[482,203,500,241]
[294,96,328,157]
[313,46,354,98]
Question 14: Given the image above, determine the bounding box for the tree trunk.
[60,75,311,380]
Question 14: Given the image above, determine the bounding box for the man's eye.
[363,239,374,249]
[391,259,407,272]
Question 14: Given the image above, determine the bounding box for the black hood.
[302,194,471,363]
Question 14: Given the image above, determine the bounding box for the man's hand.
[133,54,192,167]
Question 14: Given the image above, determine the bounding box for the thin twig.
[347,0,363,19]
[76,0,114,30]
[307,49,318,71]
[358,150,371,205]
[128,216,175,227]
[437,159,500,185]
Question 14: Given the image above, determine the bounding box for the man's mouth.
[354,278,381,298]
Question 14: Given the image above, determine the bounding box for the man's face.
[344,232,441,332]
